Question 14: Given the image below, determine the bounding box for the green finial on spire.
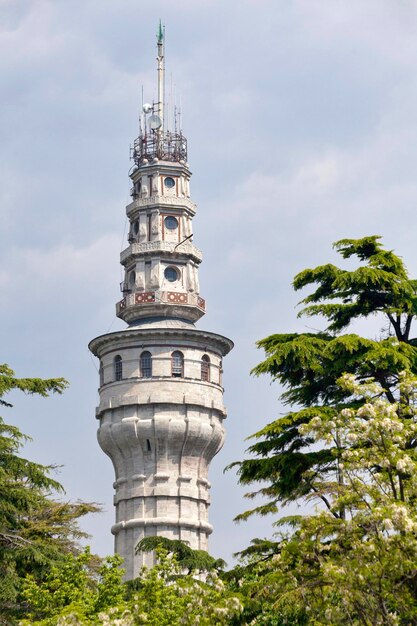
[157,20,164,44]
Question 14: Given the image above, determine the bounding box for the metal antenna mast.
[132,23,187,166]
[157,20,165,131]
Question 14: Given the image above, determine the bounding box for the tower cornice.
[89,326,234,358]
[130,161,191,178]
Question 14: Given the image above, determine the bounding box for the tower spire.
[132,23,187,173]
[156,20,164,131]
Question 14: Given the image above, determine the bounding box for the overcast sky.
[2,0,417,563]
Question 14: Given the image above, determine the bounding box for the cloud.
[3,0,417,563]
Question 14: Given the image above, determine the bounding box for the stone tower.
[89,26,233,579]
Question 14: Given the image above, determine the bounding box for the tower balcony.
[126,195,197,218]
[120,240,203,265]
[116,290,206,324]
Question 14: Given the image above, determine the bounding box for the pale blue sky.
[2,0,417,561]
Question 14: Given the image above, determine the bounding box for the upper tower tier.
[116,26,205,326]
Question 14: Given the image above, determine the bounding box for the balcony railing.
[120,240,203,264]
[132,130,187,165]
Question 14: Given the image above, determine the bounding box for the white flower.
[310,416,322,427]
[396,456,414,473]
[396,459,408,472]
[346,433,358,444]
[357,404,376,418]
[380,458,392,468]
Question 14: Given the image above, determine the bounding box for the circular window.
[164,266,179,282]
[164,216,178,230]
[164,177,175,189]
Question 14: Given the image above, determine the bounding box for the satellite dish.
[149,114,162,130]
[142,103,152,114]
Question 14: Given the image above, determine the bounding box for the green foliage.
[230,236,417,518]
[19,549,125,625]
[136,536,226,574]
[0,364,99,624]
[234,374,417,624]
[20,548,243,626]
[0,364,67,408]
[253,332,417,406]
[128,548,241,626]
[294,236,417,333]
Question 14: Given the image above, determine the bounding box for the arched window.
[114,355,123,381]
[171,351,184,378]
[201,355,210,382]
[140,351,152,378]
[99,362,104,387]
[219,360,223,386]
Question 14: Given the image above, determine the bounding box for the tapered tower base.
[89,320,232,578]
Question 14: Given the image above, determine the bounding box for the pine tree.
[136,536,226,575]
[230,236,417,518]
[0,364,99,623]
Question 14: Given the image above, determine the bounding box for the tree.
[19,549,125,625]
[135,536,226,575]
[0,364,99,624]
[233,374,417,625]
[20,547,243,626]
[0,364,67,405]
[229,236,417,519]
[128,548,242,626]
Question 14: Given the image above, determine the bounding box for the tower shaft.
[90,326,231,576]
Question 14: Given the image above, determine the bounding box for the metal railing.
[132,130,187,165]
